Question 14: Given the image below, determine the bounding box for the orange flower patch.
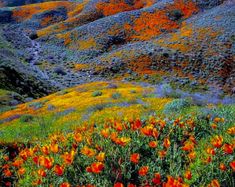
[130,153,140,164]
[138,166,149,176]
[86,162,104,174]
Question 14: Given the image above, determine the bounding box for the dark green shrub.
[92,91,103,97]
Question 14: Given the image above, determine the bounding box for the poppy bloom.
[61,150,75,165]
[210,123,217,129]
[219,163,226,171]
[115,137,131,146]
[223,144,233,154]
[208,179,220,187]
[158,150,167,158]
[149,141,158,148]
[130,153,140,164]
[60,182,70,187]
[74,133,83,142]
[141,125,153,136]
[138,166,149,176]
[3,169,12,177]
[131,119,142,130]
[188,151,196,160]
[211,135,223,148]
[184,170,192,180]
[101,128,110,138]
[227,127,235,135]
[38,169,46,177]
[12,159,24,168]
[86,162,104,174]
[113,122,123,132]
[152,173,161,185]
[114,182,124,187]
[182,141,194,152]
[18,167,26,175]
[230,161,235,171]
[54,164,64,176]
[41,157,54,169]
[41,145,50,155]
[96,152,105,162]
[50,144,59,153]
[206,147,216,155]
[81,146,96,157]
[163,138,171,149]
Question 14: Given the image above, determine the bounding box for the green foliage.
[19,114,34,123]
[92,91,103,97]
[163,98,192,114]
[111,92,121,100]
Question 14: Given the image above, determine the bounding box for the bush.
[92,91,103,97]
[163,98,192,114]
[111,92,121,99]
[159,84,181,98]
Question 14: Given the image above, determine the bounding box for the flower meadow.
[1,110,234,186]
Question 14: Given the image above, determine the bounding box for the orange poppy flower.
[184,170,192,180]
[12,158,24,168]
[38,169,46,177]
[3,169,12,177]
[149,141,158,148]
[131,119,142,130]
[113,122,123,132]
[210,123,217,129]
[163,138,171,149]
[206,147,216,155]
[50,143,59,153]
[81,146,96,157]
[230,161,235,171]
[223,144,233,154]
[96,152,105,162]
[86,162,104,174]
[152,173,161,185]
[138,166,149,176]
[40,157,54,169]
[18,167,26,175]
[60,182,70,187]
[101,128,110,138]
[207,179,220,187]
[219,163,226,171]
[152,128,159,138]
[141,125,153,136]
[74,133,83,143]
[61,150,75,165]
[41,145,50,155]
[115,137,131,146]
[158,150,167,158]
[182,141,194,152]
[130,153,140,164]
[114,182,124,187]
[211,135,223,148]
[227,127,235,135]
[188,151,196,160]
[163,176,188,187]
[54,164,64,176]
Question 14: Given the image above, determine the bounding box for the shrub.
[92,91,103,97]
[111,92,121,99]
[163,98,192,114]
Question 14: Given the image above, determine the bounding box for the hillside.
[0,0,234,187]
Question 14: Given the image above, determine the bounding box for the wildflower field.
[0,82,234,187]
